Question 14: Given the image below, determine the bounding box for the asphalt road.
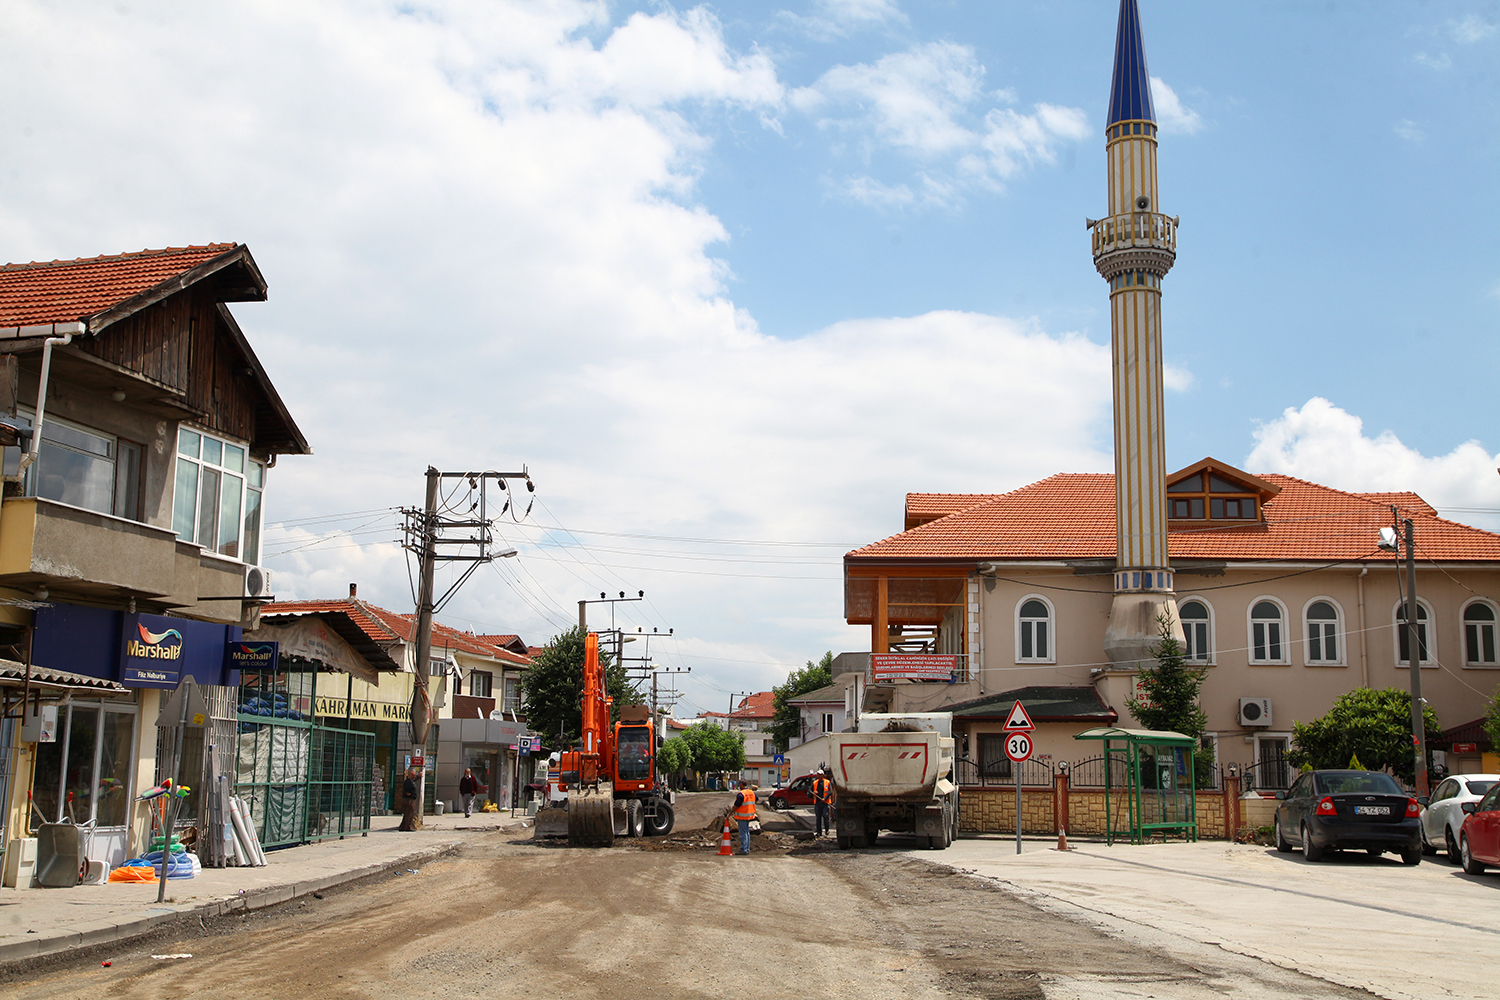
[6,819,1388,1000]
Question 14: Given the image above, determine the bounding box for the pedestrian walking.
[459,768,483,817]
[732,783,757,855]
[812,768,834,838]
[399,768,419,831]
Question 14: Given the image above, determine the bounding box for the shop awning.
[0,659,130,693]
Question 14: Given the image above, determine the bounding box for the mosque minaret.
[1091,0,1183,665]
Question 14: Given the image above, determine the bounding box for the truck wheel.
[625,798,644,838]
[862,831,878,848]
[929,804,953,850]
[645,799,674,836]
[837,835,851,849]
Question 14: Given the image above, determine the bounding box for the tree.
[519,626,643,751]
[1127,614,1214,786]
[1487,689,1500,753]
[656,736,692,787]
[769,652,834,751]
[1290,687,1442,784]
[678,720,746,774]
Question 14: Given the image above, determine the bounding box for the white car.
[1421,773,1500,862]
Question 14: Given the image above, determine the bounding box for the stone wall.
[958,787,1056,835]
[958,776,1246,840]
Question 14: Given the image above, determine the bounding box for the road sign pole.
[1015,760,1022,855]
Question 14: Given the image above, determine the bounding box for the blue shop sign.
[225,641,278,672]
[31,604,242,689]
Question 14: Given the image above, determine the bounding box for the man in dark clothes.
[459,768,484,817]
[399,768,419,831]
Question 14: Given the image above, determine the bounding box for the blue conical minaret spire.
[1091,0,1182,669]
[1108,0,1155,125]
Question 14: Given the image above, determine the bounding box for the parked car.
[1274,769,1423,864]
[1420,773,1498,862]
[767,773,823,811]
[1458,783,1500,875]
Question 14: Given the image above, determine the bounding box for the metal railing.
[955,755,1056,787]
[1243,753,1293,794]
[1091,211,1177,257]
[1069,753,1131,788]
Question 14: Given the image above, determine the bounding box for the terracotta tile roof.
[261,599,530,664]
[849,472,1500,565]
[731,692,775,718]
[906,493,998,529]
[0,244,241,327]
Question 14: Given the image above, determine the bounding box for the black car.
[1274,769,1422,864]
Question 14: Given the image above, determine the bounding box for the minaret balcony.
[1089,211,1178,275]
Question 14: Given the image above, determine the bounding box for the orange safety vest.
[733,788,757,821]
[813,777,832,804]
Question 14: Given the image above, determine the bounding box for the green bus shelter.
[1074,727,1198,845]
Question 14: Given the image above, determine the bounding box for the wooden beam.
[873,576,888,654]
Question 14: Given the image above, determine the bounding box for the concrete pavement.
[921,837,1500,1000]
[0,809,532,968]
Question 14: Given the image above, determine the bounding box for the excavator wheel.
[568,787,615,847]
[645,798,675,836]
[625,798,645,838]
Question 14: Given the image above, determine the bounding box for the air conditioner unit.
[244,565,273,600]
[1239,697,1272,728]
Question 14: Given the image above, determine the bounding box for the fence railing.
[955,756,1056,788]
[1243,753,1292,793]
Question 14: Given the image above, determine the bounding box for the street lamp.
[1379,515,1429,797]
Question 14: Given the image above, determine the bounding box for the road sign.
[772,754,785,764]
[1003,700,1035,731]
[519,736,535,754]
[156,678,211,729]
[1005,731,1033,763]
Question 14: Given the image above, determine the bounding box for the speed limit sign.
[1005,731,1033,763]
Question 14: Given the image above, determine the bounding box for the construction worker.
[812,768,834,838]
[732,783,758,855]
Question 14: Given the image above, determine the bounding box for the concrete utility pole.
[403,465,530,830]
[1403,518,1429,797]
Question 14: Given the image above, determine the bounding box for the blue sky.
[2,1,1497,716]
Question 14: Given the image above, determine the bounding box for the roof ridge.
[0,243,238,272]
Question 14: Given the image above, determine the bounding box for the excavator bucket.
[567,786,615,847]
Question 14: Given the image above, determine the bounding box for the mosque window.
[1166,469,1263,524]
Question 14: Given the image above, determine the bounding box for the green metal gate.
[236,717,374,848]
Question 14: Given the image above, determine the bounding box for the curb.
[0,840,464,969]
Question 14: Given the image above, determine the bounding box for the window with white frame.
[469,670,492,698]
[1179,599,1212,662]
[1304,600,1342,665]
[173,427,266,562]
[1464,601,1498,666]
[820,712,835,734]
[503,676,521,714]
[8,412,144,521]
[1395,599,1433,665]
[1249,600,1286,663]
[1017,597,1053,662]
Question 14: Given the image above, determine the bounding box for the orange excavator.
[536,632,675,846]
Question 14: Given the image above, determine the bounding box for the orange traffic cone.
[718,818,734,856]
[1056,828,1070,851]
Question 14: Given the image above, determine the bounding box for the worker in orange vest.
[812,769,834,838]
[732,783,758,855]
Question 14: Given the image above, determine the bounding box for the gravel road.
[6,825,1378,999]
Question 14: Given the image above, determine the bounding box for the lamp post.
[1379,517,1429,796]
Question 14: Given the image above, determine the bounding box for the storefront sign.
[312,671,415,721]
[225,641,279,672]
[870,653,959,682]
[244,617,378,683]
[1452,742,1478,754]
[119,613,242,689]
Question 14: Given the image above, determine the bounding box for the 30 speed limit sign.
[1004,731,1033,763]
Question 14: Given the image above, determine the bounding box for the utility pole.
[1403,517,1429,797]
[402,465,531,830]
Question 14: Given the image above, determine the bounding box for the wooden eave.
[213,303,311,457]
[844,560,978,577]
[83,244,267,334]
[1165,455,1281,500]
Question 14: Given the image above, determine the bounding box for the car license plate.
[1354,805,1390,815]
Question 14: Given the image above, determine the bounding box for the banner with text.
[869,653,960,682]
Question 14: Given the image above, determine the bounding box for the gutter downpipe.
[15,322,85,478]
[1357,566,1369,688]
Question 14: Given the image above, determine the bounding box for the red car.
[1459,783,1500,874]
[767,773,825,811]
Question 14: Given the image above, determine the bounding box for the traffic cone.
[1056,828,1070,851]
[718,818,734,856]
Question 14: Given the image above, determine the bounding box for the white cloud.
[794,42,1088,205]
[1450,14,1497,44]
[1414,51,1452,70]
[779,0,906,41]
[1247,398,1500,531]
[1149,77,1202,135]
[0,1,1117,705]
[1163,365,1195,392]
[1394,118,1426,143]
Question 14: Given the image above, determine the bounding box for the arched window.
[1250,600,1285,663]
[1464,602,1497,666]
[1017,597,1053,662]
[1395,600,1433,665]
[1179,599,1212,662]
[1304,600,1341,665]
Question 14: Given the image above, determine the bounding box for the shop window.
[1464,602,1498,666]
[30,704,137,828]
[173,426,266,562]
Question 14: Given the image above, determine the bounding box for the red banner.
[870,653,958,682]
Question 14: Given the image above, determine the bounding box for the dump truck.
[532,633,675,845]
[828,712,957,849]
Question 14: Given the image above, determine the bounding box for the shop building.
[0,243,309,876]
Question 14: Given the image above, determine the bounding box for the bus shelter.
[1074,727,1198,845]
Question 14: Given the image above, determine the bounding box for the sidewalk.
[0,809,532,968]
